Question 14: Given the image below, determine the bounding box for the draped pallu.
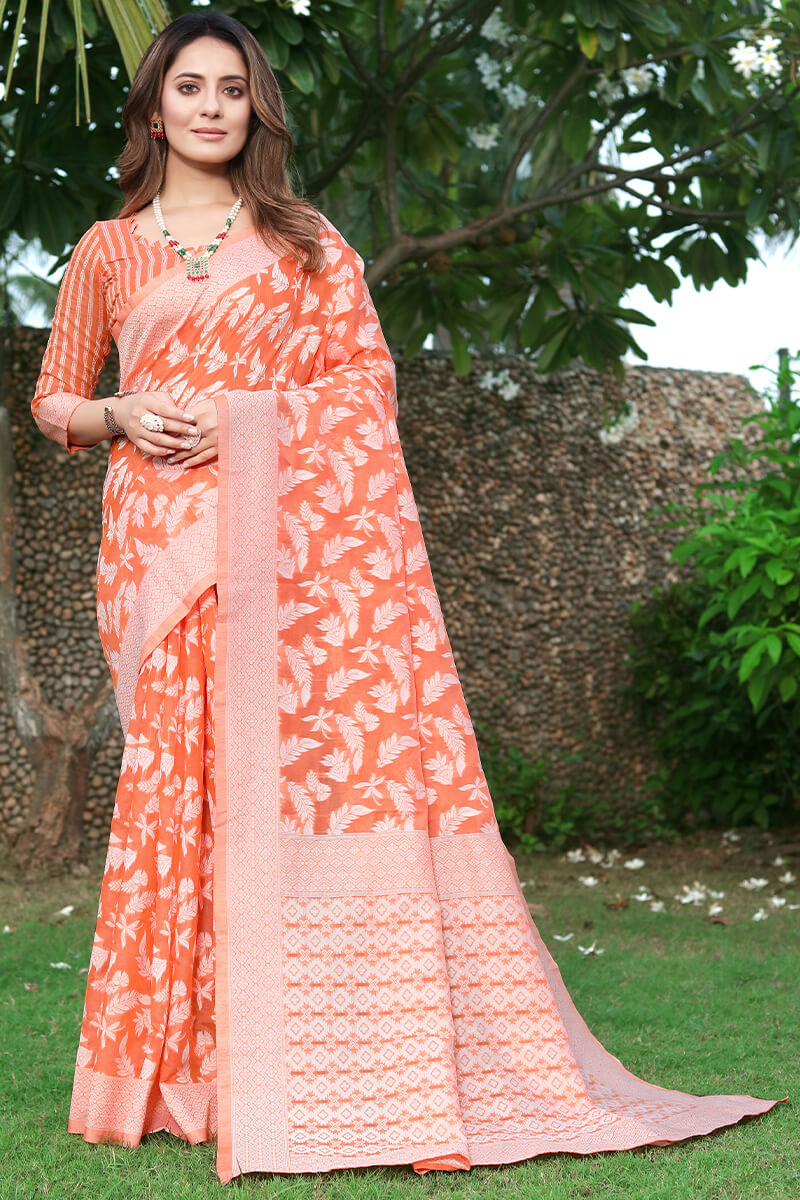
[67,219,785,1182]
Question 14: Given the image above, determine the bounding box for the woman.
[32,10,785,1186]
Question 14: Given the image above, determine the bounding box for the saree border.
[112,507,217,738]
[214,387,285,1181]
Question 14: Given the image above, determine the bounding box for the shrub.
[624,354,800,830]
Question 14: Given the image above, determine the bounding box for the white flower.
[498,378,520,401]
[708,902,724,916]
[578,875,600,887]
[478,366,519,400]
[695,59,706,81]
[501,82,528,109]
[622,65,657,94]
[602,849,622,867]
[476,52,502,91]
[632,888,654,902]
[772,855,786,866]
[624,857,645,870]
[50,961,72,970]
[752,908,769,921]
[768,896,787,908]
[2,924,12,934]
[650,900,666,913]
[468,124,501,150]
[289,0,311,15]
[54,904,75,918]
[778,870,796,884]
[599,401,639,445]
[758,33,781,56]
[578,939,605,955]
[480,12,514,46]
[553,932,574,941]
[587,847,605,864]
[730,40,763,81]
[760,50,782,78]
[674,882,708,905]
[596,76,624,105]
[519,880,527,889]
[566,848,586,863]
[722,829,741,843]
[708,888,725,899]
[739,877,769,891]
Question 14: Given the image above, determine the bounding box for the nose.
[200,93,222,117]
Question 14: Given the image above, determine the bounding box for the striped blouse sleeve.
[31,222,112,453]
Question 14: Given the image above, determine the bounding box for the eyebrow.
[173,72,249,83]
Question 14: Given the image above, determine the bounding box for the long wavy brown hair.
[115,10,326,272]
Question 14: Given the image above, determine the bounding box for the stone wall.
[1,329,763,847]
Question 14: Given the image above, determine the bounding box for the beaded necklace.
[152,192,244,281]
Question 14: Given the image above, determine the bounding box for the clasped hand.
[116,390,219,467]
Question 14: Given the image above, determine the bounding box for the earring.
[150,116,165,139]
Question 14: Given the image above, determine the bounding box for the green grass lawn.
[0,826,797,1200]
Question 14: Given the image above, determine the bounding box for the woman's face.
[158,35,251,166]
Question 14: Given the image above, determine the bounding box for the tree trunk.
[0,320,117,875]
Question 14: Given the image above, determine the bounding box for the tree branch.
[303,99,381,196]
[364,104,791,285]
[384,103,401,240]
[500,58,591,207]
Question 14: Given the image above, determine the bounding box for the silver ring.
[180,426,202,450]
[140,411,165,433]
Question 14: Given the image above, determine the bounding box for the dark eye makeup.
[177,83,246,96]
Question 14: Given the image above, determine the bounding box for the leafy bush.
[624,355,800,830]
[473,688,673,851]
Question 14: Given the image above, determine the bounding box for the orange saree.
[32,212,787,1184]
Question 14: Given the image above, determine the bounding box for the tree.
[3,0,800,375]
[0,316,120,871]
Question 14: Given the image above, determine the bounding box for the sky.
[622,230,800,393]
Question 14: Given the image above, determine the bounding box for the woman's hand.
[115,390,201,459]
[165,395,219,467]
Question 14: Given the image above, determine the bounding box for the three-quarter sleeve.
[32,222,112,453]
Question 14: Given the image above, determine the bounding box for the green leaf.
[739,639,766,683]
[449,327,471,376]
[747,673,768,712]
[284,46,317,94]
[577,28,599,59]
[779,674,797,702]
[766,634,782,666]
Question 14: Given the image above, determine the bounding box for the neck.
[159,152,239,210]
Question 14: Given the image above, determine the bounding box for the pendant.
[186,253,210,281]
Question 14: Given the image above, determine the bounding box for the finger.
[142,401,198,436]
[135,437,174,458]
[171,449,217,468]
[150,390,199,425]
